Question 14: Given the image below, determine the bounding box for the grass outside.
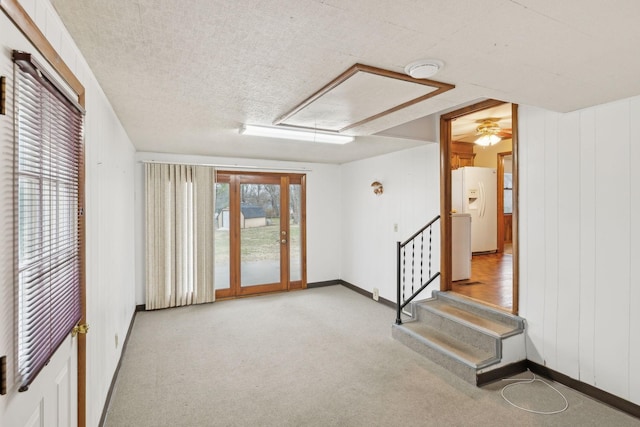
[214,218,300,263]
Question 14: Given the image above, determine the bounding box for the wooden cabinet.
[451,141,475,169]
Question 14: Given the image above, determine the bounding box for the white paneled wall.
[556,111,581,379]
[578,108,597,384]
[630,100,640,404]
[339,144,441,302]
[1,1,137,426]
[519,98,640,404]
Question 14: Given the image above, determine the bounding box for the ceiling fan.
[474,118,512,146]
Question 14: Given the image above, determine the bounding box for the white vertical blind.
[145,163,215,310]
[14,51,84,391]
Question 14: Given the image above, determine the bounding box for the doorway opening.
[440,100,519,314]
[214,171,306,299]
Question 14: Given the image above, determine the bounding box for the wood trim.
[214,171,307,300]
[440,99,519,315]
[274,64,360,125]
[307,280,341,288]
[274,63,455,133]
[497,155,504,253]
[476,360,528,386]
[281,176,290,291]
[338,280,396,310]
[441,99,506,121]
[439,115,452,290]
[526,360,640,419]
[230,174,241,295]
[300,174,307,289]
[496,151,513,253]
[78,134,87,427]
[237,282,284,296]
[511,104,519,315]
[1,0,85,105]
[99,311,137,426]
[340,84,453,133]
[1,1,87,425]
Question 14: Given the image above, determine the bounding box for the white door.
[0,12,79,426]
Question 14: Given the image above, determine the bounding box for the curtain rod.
[139,159,312,172]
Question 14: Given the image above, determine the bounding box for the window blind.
[13,51,84,391]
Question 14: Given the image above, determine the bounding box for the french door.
[214,171,306,298]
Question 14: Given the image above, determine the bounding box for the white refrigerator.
[451,166,497,253]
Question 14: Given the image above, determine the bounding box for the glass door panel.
[289,183,302,282]
[214,182,230,290]
[214,171,305,299]
[239,183,281,287]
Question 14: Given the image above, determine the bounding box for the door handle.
[72,323,90,337]
[281,239,287,244]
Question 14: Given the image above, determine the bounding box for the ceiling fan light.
[475,134,501,146]
[404,59,444,79]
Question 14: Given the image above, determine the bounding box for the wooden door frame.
[1,1,88,425]
[440,100,519,314]
[496,151,512,253]
[215,171,307,299]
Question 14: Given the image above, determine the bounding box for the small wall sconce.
[371,181,383,195]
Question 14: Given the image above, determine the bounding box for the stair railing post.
[396,241,402,325]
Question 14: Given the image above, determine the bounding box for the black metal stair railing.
[396,215,440,325]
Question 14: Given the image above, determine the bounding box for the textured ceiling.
[51,0,640,164]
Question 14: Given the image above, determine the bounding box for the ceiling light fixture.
[240,124,354,144]
[404,59,444,79]
[474,120,502,146]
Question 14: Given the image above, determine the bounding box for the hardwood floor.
[451,244,512,311]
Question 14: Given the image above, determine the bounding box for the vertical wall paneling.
[19,0,36,24]
[555,111,581,378]
[521,106,547,364]
[628,98,640,404]
[593,101,630,397]
[578,108,597,385]
[43,3,62,55]
[542,111,559,369]
[522,97,640,404]
[84,89,98,426]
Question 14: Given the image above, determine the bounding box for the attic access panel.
[274,64,454,133]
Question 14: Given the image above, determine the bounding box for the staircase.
[392,290,525,385]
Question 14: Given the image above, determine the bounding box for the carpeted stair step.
[392,321,497,384]
[392,291,526,385]
[429,291,524,337]
[414,302,499,356]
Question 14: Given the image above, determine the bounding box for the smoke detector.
[404,59,444,79]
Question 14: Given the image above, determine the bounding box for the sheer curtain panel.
[145,163,215,309]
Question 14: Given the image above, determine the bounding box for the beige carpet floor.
[104,286,639,426]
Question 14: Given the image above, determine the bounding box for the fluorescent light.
[240,125,354,144]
